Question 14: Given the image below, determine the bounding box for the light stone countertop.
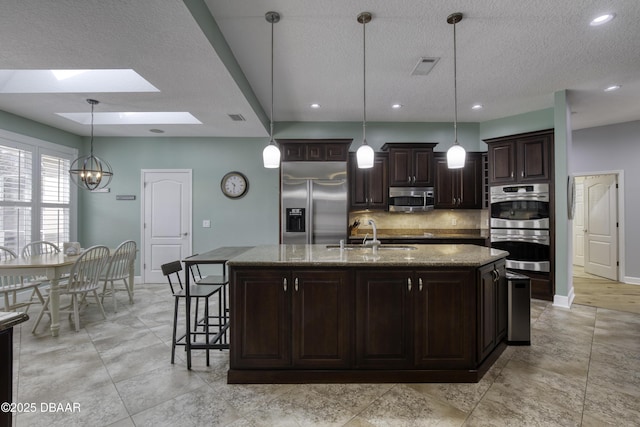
[227,244,508,268]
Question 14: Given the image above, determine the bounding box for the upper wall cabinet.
[348,152,389,210]
[483,130,554,185]
[382,143,437,187]
[277,139,352,162]
[434,152,483,209]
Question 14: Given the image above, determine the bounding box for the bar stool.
[185,254,230,345]
[161,261,223,366]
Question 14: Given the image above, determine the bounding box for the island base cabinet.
[414,270,475,369]
[231,269,291,368]
[230,269,351,370]
[355,269,476,370]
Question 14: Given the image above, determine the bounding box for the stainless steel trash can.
[506,271,531,345]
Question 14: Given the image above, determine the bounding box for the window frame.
[0,129,78,253]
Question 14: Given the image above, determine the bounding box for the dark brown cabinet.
[382,143,437,187]
[230,269,351,370]
[434,152,483,209]
[349,152,388,210]
[477,261,507,362]
[278,139,352,162]
[355,269,475,370]
[484,130,553,184]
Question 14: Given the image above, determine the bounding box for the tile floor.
[10,281,640,427]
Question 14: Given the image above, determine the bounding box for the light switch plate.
[202,220,211,228]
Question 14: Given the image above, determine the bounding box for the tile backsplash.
[348,209,489,234]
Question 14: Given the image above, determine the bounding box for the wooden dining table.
[0,250,134,337]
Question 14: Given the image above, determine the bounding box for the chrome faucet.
[364,219,381,252]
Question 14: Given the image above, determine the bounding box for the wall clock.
[221,171,249,199]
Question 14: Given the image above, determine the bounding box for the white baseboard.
[624,275,640,285]
[553,287,575,309]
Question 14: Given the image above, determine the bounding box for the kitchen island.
[227,244,509,384]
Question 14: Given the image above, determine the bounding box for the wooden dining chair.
[100,240,136,312]
[0,246,45,312]
[32,245,111,333]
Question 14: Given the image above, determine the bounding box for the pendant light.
[356,12,374,169]
[446,12,466,169]
[69,99,114,190]
[262,11,281,168]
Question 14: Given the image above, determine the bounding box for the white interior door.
[584,174,617,280]
[573,177,585,266]
[142,170,192,283]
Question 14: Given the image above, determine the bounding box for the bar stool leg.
[205,296,210,366]
[171,296,179,364]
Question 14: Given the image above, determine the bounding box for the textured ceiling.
[0,0,639,138]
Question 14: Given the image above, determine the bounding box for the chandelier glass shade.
[69,99,113,190]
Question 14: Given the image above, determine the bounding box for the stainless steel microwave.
[388,187,434,212]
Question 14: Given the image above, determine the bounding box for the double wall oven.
[490,183,550,273]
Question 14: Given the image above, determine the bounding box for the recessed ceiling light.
[590,14,615,26]
[57,112,201,125]
[149,128,165,134]
[391,104,403,109]
[310,103,321,109]
[0,69,159,93]
[604,85,621,92]
[471,104,483,110]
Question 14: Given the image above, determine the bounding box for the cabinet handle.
[283,277,288,292]
[407,176,412,183]
[511,171,514,178]
[418,278,423,292]
[452,197,456,204]
[294,277,299,291]
[521,171,524,178]
[407,277,412,292]
[412,176,416,184]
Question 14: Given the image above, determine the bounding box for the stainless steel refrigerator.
[281,161,348,244]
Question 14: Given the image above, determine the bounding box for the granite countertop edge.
[0,311,29,331]
[227,244,508,268]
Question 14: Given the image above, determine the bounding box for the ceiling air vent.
[411,57,440,76]
[228,113,246,122]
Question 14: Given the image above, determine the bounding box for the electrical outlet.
[451,218,457,226]
[202,220,211,228]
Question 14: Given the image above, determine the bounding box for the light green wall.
[0,109,82,148]
[79,137,280,260]
[553,91,571,303]
[479,108,554,144]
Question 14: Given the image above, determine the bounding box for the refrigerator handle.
[307,180,313,244]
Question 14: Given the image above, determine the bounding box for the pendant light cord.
[270,17,274,142]
[453,19,458,144]
[362,16,367,143]
[90,101,95,155]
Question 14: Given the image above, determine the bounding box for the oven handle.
[490,194,548,202]
[491,235,549,244]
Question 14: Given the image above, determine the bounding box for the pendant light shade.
[446,12,466,169]
[69,99,113,190]
[356,12,374,169]
[263,11,281,169]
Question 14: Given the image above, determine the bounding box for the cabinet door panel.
[435,157,455,208]
[231,269,291,368]
[349,153,368,208]
[356,270,412,368]
[292,270,351,368]
[459,154,483,208]
[368,154,389,208]
[389,148,412,186]
[488,142,516,184]
[478,264,497,362]
[518,136,550,182]
[495,262,508,343]
[414,270,474,368]
[412,149,434,186]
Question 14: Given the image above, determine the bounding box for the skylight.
[0,69,159,93]
[57,112,201,125]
